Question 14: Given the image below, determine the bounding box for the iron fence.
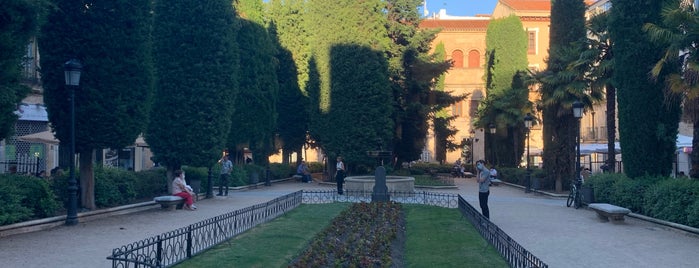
[107,190,546,268]
[106,191,303,268]
[458,196,548,268]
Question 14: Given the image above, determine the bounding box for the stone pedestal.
[371,166,390,202]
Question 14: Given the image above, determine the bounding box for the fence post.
[156,235,163,267]
[187,225,193,259]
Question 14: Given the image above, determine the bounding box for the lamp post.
[64,59,82,226]
[573,101,584,186]
[488,123,496,165]
[524,113,533,193]
[469,129,476,165]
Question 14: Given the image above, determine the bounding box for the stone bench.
[490,178,502,186]
[154,196,184,211]
[588,203,631,222]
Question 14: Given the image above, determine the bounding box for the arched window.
[451,50,464,68]
[468,50,480,68]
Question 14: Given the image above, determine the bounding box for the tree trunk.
[690,98,699,178]
[606,84,617,173]
[79,149,95,209]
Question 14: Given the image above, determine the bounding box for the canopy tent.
[17,130,59,145]
[17,131,148,147]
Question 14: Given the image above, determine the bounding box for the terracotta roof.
[500,0,551,11]
[419,19,490,31]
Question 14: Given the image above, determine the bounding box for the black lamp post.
[573,101,584,185]
[524,113,533,193]
[469,129,476,165]
[488,123,496,164]
[64,59,82,226]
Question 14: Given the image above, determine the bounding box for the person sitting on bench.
[172,169,196,210]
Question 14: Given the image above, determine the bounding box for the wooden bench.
[154,196,184,211]
[588,203,631,222]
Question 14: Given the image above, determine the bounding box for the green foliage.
[0,174,57,225]
[611,176,657,213]
[133,168,168,198]
[538,0,589,191]
[94,166,137,207]
[306,0,393,169]
[227,17,279,165]
[643,179,699,226]
[230,165,249,187]
[609,0,682,178]
[148,0,239,169]
[40,0,154,153]
[269,163,296,180]
[307,162,324,173]
[0,0,43,140]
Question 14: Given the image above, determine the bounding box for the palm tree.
[644,0,699,177]
[575,12,617,172]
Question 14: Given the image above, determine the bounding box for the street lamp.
[64,59,82,226]
[573,100,584,187]
[524,113,533,193]
[488,123,496,164]
[469,129,476,165]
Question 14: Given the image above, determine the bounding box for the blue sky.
[422,0,500,16]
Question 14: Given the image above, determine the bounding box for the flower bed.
[289,202,405,267]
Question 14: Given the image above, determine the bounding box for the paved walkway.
[0,178,697,267]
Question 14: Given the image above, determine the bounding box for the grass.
[404,205,508,267]
[177,203,507,268]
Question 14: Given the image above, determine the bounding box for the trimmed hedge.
[0,174,59,225]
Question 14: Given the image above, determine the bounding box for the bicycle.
[566,177,584,209]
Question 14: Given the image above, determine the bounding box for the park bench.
[292,174,303,181]
[154,196,184,211]
[588,203,631,222]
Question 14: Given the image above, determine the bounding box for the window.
[468,50,480,68]
[451,50,464,68]
[528,31,537,54]
[452,101,463,117]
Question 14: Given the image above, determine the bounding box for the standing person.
[218,154,233,196]
[172,169,196,210]
[476,160,491,219]
[335,156,346,194]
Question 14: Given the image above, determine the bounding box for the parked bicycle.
[566,177,584,209]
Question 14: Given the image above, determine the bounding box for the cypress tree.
[40,0,154,208]
[539,0,588,192]
[609,0,682,178]
[148,0,239,189]
[477,15,530,167]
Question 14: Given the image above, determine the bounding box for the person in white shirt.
[335,156,346,194]
[172,169,196,210]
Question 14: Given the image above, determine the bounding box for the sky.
[422,0,500,17]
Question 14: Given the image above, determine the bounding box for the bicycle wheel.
[566,188,574,207]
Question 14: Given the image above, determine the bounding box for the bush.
[270,163,296,180]
[643,179,699,226]
[611,175,656,213]
[308,162,324,173]
[586,174,621,203]
[133,168,168,198]
[409,162,452,175]
[0,174,54,225]
[230,165,249,186]
[94,166,137,207]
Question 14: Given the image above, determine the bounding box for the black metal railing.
[458,196,548,268]
[107,191,302,268]
[108,190,545,268]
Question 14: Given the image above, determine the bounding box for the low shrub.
[308,162,324,173]
[95,166,137,207]
[611,175,657,214]
[270,163,296,180]
[133,168,168,198]
[0,174,56,225]
[643,179,699,226]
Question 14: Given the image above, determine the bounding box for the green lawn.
[177,203,507,268]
